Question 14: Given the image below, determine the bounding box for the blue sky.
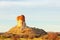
[0,0,60,32]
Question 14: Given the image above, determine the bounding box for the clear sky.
[0,0,60,32]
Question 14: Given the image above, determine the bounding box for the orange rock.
[7,15,47,38]
[16,15,26,28]
[17,15,25,22]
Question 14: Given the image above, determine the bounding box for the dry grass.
[0,34,60,40]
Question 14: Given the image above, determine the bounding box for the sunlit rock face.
[7,15,27,34]
[7,15,35,35]
[7,15,47,38]
[16,15,26,30]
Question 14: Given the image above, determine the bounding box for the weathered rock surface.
[5,15,47,38]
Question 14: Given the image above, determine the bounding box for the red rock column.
[17,15,26,30]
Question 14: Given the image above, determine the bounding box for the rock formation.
[6,15,47,38]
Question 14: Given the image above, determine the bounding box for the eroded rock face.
[8,15,27,34]
[7,15,47,38]
[17,15,25,21]
[16,15,26,29]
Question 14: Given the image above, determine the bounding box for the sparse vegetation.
[0,32,60,40]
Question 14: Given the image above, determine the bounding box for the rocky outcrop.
[6,15,47,38]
